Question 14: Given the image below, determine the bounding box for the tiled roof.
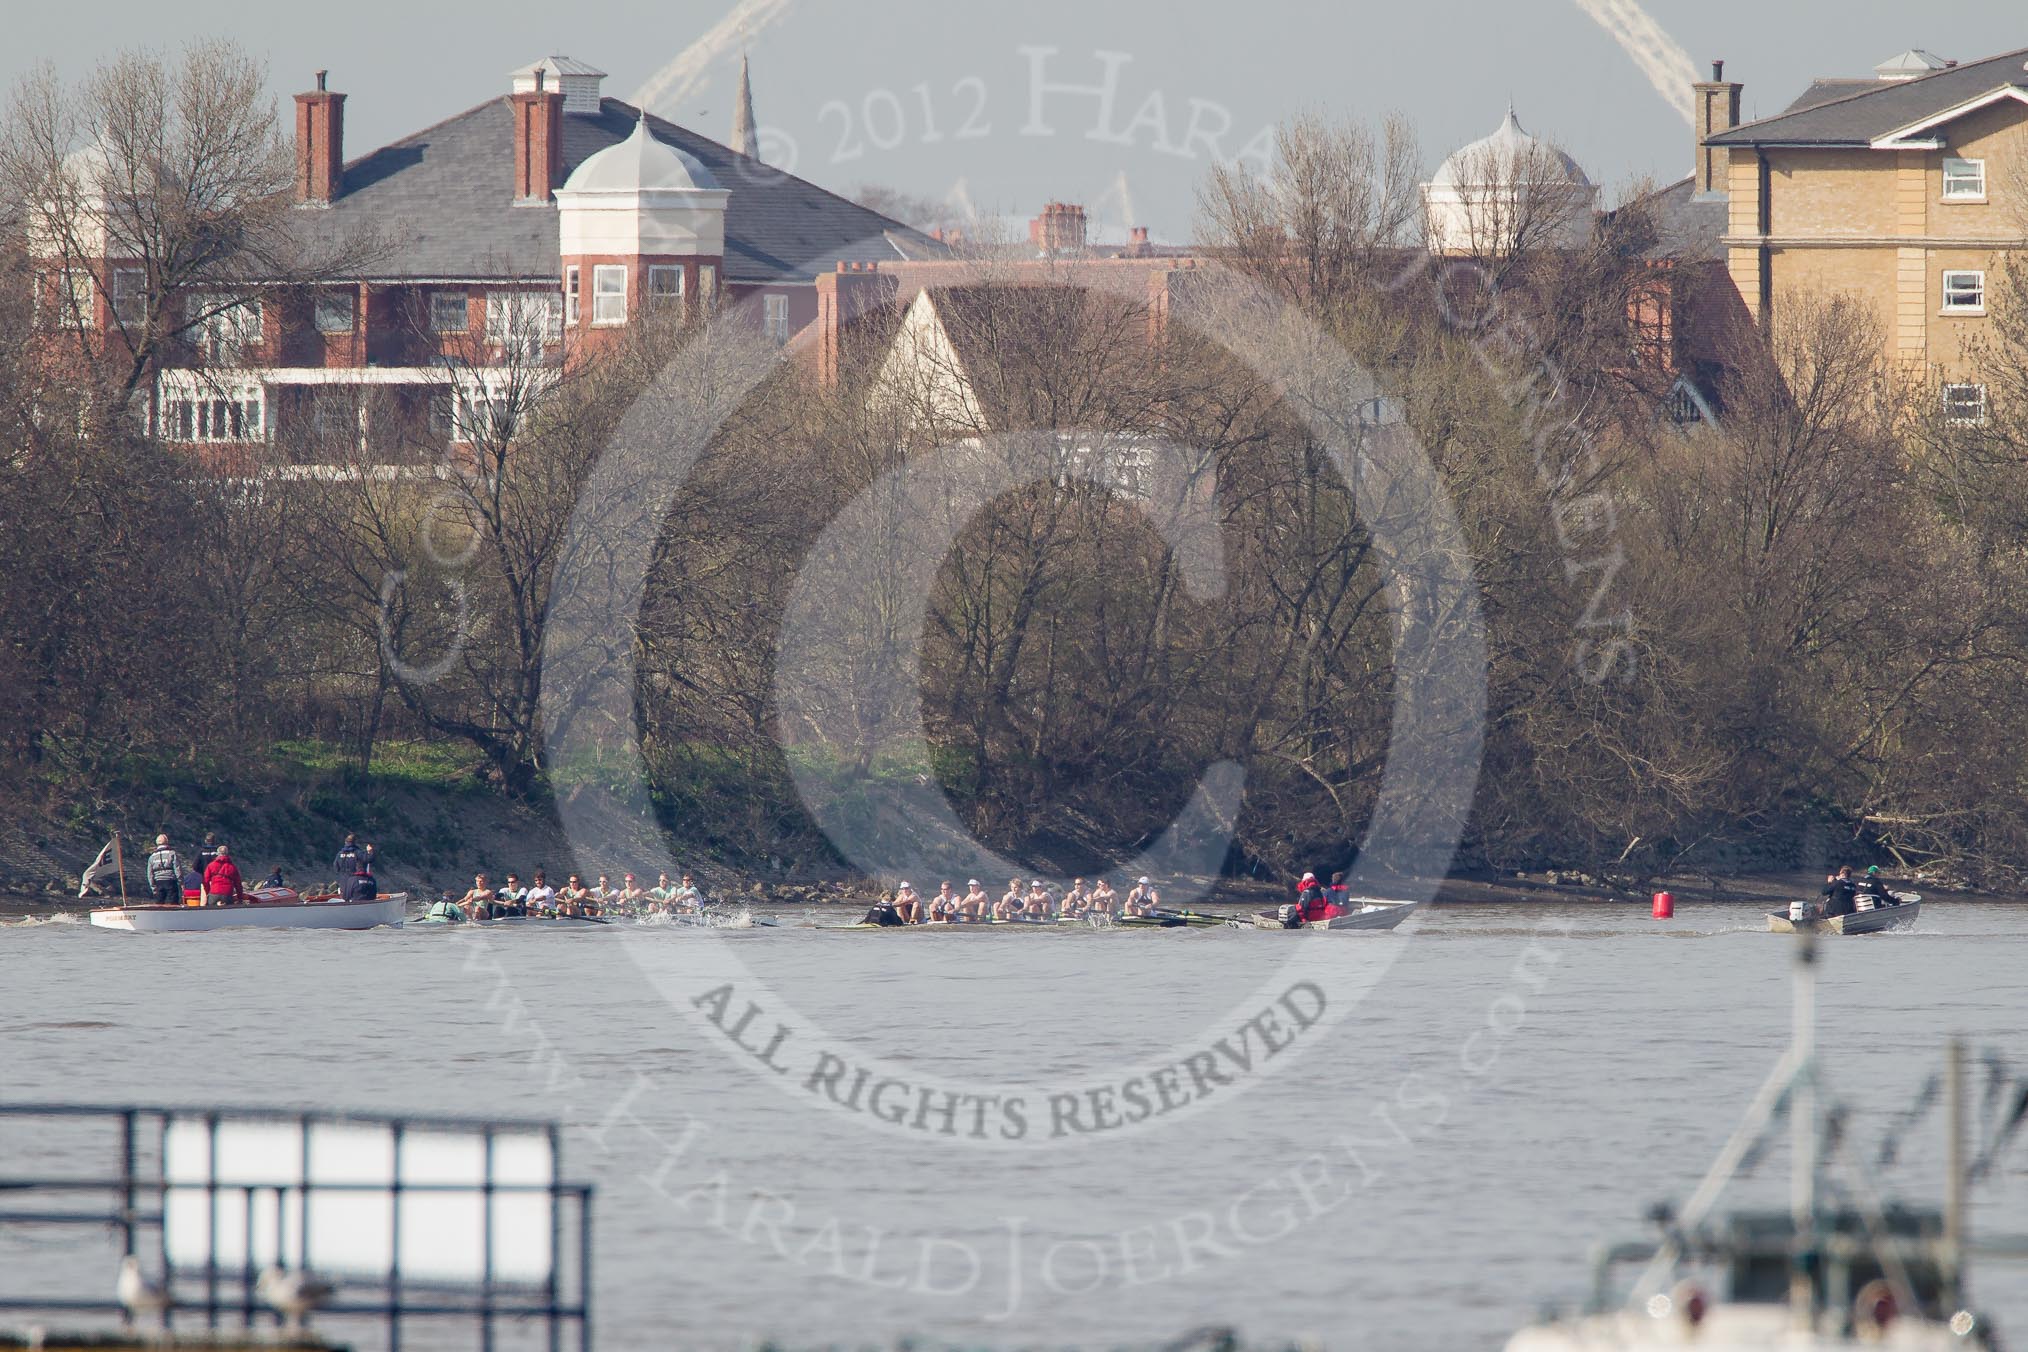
[1637,175,1728,262]
[293,96,939,284]
[1708,46,2028,146]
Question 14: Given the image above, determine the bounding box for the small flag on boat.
[79,836,121,897]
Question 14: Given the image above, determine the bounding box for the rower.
[962,879,989,920]
[647,873,676,911]
[591,874,616,910]
[1124,877,1157,917]
[617,873,648,914]
[1061,877,1089,917]
[558,874,592,917]
[1088,879,1117,916]
[1023,879,1053,919]
[458,874,497,921]
[929,881,959,922]
[495,873,528,916]
[996,880,1024,921]
[893,882,922,924]
[524,870,556,915]
[673,874,703,912]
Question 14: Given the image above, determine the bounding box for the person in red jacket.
[202,846,247,907]
[1296,872,1330,923]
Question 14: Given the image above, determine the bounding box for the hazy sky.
[6,1,2023,239]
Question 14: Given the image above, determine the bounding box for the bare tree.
[0,40,377,401]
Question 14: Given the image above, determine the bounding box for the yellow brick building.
[1705,46,2028,421]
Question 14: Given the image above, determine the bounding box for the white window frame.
[1943,382,1989,426]
[160,380,265,444]
[763,293,789,343]
[430,291,469,333]
[485,292,560,362]
[1942,157,1986,201]
[1942,269,1986,314]
[565,266,581,325]
[314,290,355,334]
[647,265,685,307]
[591,265,627,325]
[185,294,263,362]
[111,268,145,326]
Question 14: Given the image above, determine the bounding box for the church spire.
[730,53,757,158]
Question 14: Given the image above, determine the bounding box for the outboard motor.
[1788,897,1811,925]
[1278,903,1302,929]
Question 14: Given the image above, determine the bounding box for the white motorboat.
[89,892,407,932]
[1241,898,1425,932]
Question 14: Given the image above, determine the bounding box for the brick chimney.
[1692,59,1742,197]
[1027,202,1088,255]
[512,69,565,204]
[813,261,898,388]
[294,71,346,206]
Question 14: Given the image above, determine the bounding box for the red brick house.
[34,55,943,456]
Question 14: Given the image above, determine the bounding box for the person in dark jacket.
[343,863,378,901]
[1821,866,1858,918]
[333,833,361,879]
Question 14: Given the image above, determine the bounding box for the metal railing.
[0,1102,592,1351]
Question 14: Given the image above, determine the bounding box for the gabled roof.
[1709,46,2028,147]
[289,96,938,283]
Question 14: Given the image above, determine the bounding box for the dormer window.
[1943,157,1986,201]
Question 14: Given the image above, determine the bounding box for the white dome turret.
[1422,106,1597,254]
[554,115,730,258]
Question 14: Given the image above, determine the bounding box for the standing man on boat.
[202,846,247,907]
[145,835,185,908]
[333,833,361,880]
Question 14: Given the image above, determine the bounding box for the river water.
[5,899,2027,1351]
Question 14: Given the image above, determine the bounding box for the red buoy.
[1652,890,1674,919]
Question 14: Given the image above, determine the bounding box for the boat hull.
[1244,899,1426,932]
[1766,895,1920,935]
[89,894,408,932]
